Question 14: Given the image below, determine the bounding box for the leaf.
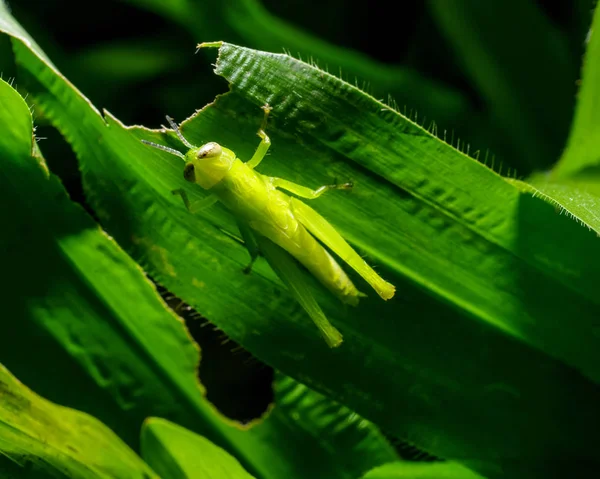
[554,4,600,176]
[72,38,186,83]
[428,0,576,171]
[24,36,600,478]
[7,3,600,476]
[0,363,156,479]
[504,6,600,240]
[0,12,397,479]
[0,58,225,456]
[125,0,472,134]
[0,29,246,463]
[269,374,398,475]
[140,43,600,476]
[141,418,255,479]
[361,462,486,479]
[508,174,600,234]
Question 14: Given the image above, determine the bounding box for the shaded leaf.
[268,374,398,475]
[428,0,575,171]
[555,4,600,176]
[0,363,156,479]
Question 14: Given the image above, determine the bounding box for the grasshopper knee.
[314,181,353,198]
[336,181,353,191]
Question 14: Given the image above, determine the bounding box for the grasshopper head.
[141,116,236,190]
[184,142,235,190]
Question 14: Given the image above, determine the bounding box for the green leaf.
[21,36,600,478]
[508,174,600,234]
[554,4,600,176]
[504,6,600,262]
[0,56,228,456]
[72,38,186,83]
[428,0,576,171]
[361,462,486,479]
[0,11,397,479]
[201,41,600,372]
[269,374,398,474]
[126,0,471,135]
[141,418,255,479]
[0,363,156,478]
[7,2,600,476]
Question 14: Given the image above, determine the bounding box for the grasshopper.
[142,106,395,347]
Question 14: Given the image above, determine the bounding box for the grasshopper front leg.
[246,104,272,170]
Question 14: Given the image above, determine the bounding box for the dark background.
[5,1,584,125]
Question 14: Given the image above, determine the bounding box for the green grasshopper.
[142,106,395,347]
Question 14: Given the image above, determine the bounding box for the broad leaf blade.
[361,462,486,479]
[268,374,398,475]
[141,418,255,479]
[0,363,156,479]
[555,4,600,176]
[206,41,600,381]
[0,60,219,454]
[509,174,600,234]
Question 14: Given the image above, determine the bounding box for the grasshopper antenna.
[141,139,185,159]
[165,115,194,149]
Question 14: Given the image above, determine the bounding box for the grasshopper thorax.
[183,142,236,190]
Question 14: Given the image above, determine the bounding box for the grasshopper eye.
[183,162,196,182]
[197,142,222,159]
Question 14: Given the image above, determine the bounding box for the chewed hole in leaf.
[159,285,274,424]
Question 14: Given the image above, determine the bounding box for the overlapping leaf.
[361,461,486,479]
[429,0,576,170]
[141,418,255,479]
[555,4,600,176]
[126,0,471,132]
[0,8,396,479]
[0,363,156,479]
[4,1,600,477]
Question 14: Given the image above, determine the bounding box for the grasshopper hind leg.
[237,221,343,347]
[290,198,396,300]
[254,235,343,348]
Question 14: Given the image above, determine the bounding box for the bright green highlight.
[141,418,255,479]
[361,461,487,479]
